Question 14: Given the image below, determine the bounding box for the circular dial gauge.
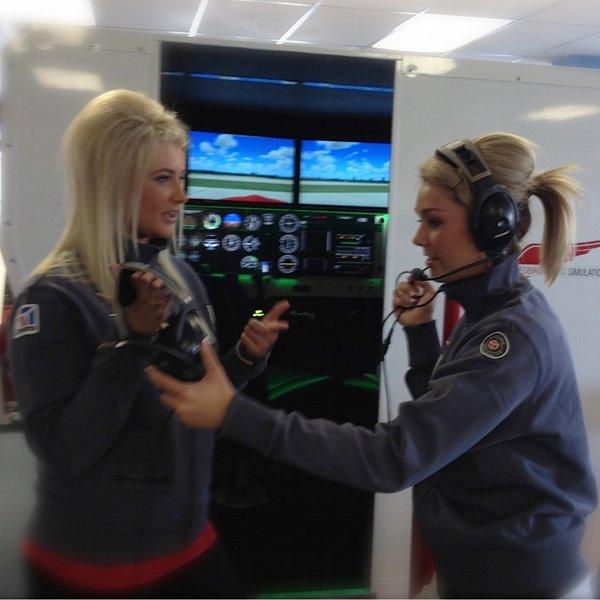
[188,234,202,248]
[240,256,259,270]
[277,254,299,274]
[202,235,220,250]
[202,213,222,230]
[279,234,299,254]
[223,213,243,229]
[244,214,262,231]
[242,235,261,252]
[278,213,300,233]
[221,234,241,252]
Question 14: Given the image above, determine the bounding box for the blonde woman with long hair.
[148,133,597,598]
[9,89,289,598]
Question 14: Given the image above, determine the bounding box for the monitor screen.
[187,131,295,204]
[299,140,391,208]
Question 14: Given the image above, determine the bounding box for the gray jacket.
[221,254,597,597]
[9,240,266,562]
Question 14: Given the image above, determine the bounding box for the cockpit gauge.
[202,213,222,230]
[279,234,299,254]
[243,214,262,231]
[221,234,242,252]
[277,254,299,274]
[242,235,261,252]
[278,213,300,233]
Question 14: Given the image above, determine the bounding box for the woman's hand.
[123,270,171,336]
[239,299,290,359]
[146,341,235,429]
[392,278,436,327]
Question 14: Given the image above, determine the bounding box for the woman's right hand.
[123,270,171,336]
[146,340,235,429]
[392,278,436,327]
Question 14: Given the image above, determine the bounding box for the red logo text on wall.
[519,240,600,278]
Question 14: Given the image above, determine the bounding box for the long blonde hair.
[419,132,579,284]
[33,89,189,299]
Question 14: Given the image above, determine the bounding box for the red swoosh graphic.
[519,240,600,265]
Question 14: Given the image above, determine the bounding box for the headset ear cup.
[471,186,519,254]
[115,261,206,381]
[150,306,206,382]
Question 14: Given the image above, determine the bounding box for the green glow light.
[268,375,330,401]
[363,373,380,385]
[273,278,300,287]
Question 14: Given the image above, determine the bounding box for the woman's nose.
[172,182,187,204]
[412,224,426,247]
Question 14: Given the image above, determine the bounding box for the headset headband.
[435,138,493,192]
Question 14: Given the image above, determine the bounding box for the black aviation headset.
[436,138,519,256]
[113,261,216,381]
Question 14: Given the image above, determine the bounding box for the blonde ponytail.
[526,166,579,283]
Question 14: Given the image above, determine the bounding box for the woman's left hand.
[239,299,290,359]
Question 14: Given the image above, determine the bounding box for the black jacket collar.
[125,238,169,265]
[443,253,522,319]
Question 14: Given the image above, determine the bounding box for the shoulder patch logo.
[480,331,509,359]
[13,304,40,339]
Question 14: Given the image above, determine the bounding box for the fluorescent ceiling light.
[373,13,511,53]
[188,0,210,37]
[0,0,94,26]
[32,67,103,92]
[526,104,600,122]
[277,4,318,45]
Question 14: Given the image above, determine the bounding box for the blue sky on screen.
[189,131,294,178]
[301,140,390,182]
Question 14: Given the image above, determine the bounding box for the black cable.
[378,269,445,421]
[379,286,445,362]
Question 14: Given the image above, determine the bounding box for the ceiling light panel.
[458,20,600,57]
[93,0,199,33]
[373,14,511,53]
[198,0,309,39]
[430,0,561,21]
[288,6,414,47]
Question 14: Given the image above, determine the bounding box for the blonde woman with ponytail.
[146,132,596,598]
[9,90,289,598]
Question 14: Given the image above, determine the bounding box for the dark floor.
[0,426,36,599]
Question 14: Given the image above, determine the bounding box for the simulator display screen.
[180,204,383,278]
[187,131,295,204]
[299,140,391,208]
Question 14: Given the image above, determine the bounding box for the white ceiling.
[88,0,600,67]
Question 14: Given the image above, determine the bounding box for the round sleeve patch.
[480,331,509,359]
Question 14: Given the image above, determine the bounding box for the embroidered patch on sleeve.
[12,304,40,339]
[480,331,509,359]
